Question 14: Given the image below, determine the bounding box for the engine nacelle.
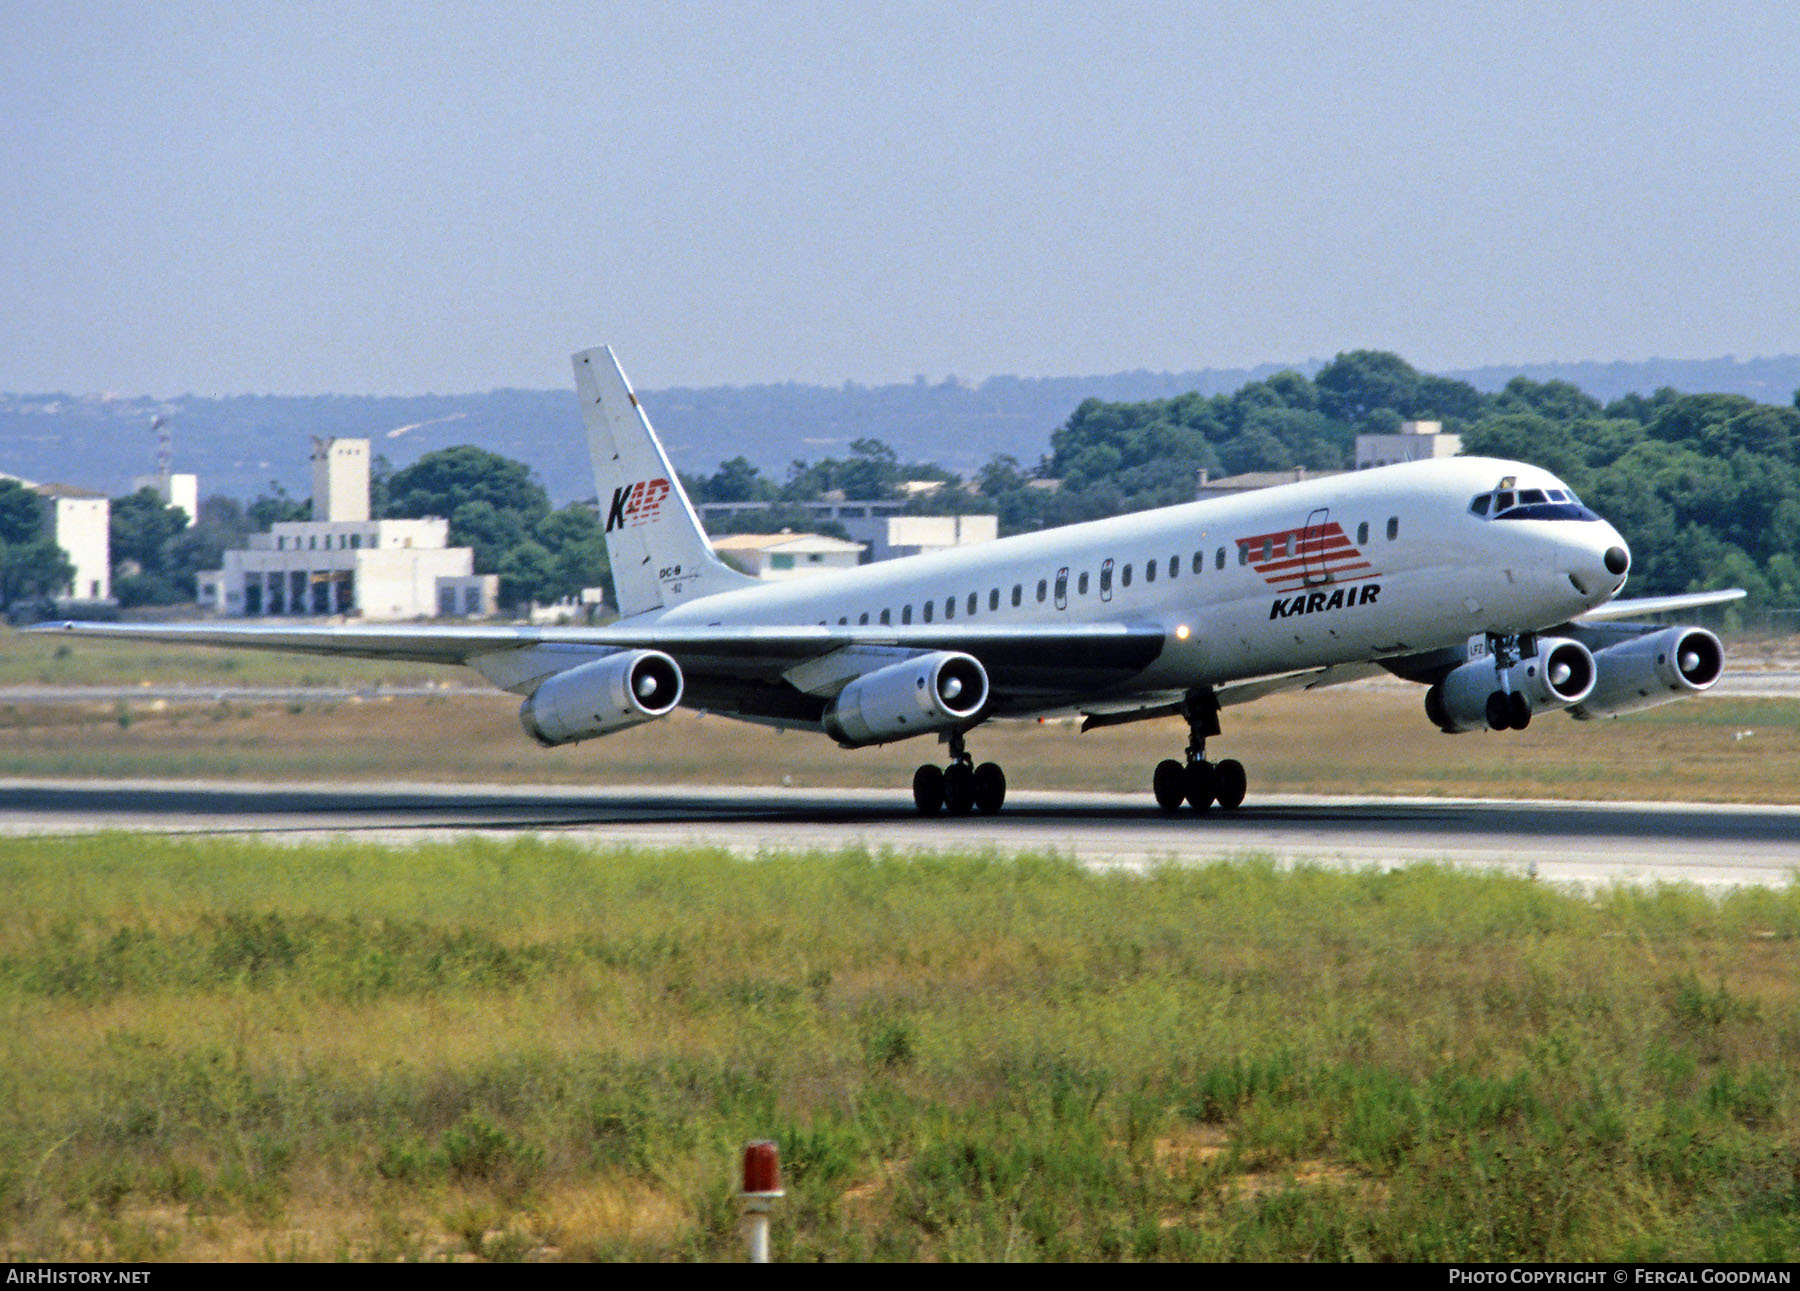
[519,650,683,746]
[1567,626,1724,720]
[1425,636,1597,733]
[821,651,989,748]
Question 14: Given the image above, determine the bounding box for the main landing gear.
[912,728,1006,816]
[1484,634,1532,731]
[1152,688,1247,814]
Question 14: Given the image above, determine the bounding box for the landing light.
[1175,624,1191,640]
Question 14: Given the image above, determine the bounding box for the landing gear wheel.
[972,762,1007,814]
[1153,759,1187,812]
[1507,692,1532,730]
[943,761,976,816]
[1214,758,1247,810]
[1485,691,1510,731]
[1184,759,1217,811]
[912,764,945,815]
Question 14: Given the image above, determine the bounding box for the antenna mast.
[150,414,172,483]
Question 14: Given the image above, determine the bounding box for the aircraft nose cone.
[1604,545,1630,576]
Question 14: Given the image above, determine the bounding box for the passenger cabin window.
[1387,516,1400,540]
[902,605,912,624]
[968,592,978,615]
[1078,570,1090,595]
[1012,584,1022,607]
[1192,551,1203,574]
[880,609,891,625]
[1169,555,1179,579]
[1121,563,1132,587]
[859,612,869,625]
[943,596,953,620]
[1261,538,1273,561]
[1238,544,1249,567]
[1216,547,1226,570]
[1145,559,1156,583]
[988,588,999,611]
[924,601,935,622]
[1357,521,1370,544]
[1037,579,1048,602]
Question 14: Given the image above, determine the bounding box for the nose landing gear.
[1485,689,1532,731]
[1484,634,1533,731]
[1152,688,1247,814]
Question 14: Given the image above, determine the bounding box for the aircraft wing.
[27,618,1167,700]
[1576,587,1745,623]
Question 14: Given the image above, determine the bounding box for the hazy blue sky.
[5,1,1799,395]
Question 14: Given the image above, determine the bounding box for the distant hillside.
[4,355,1796,505]
[1443,356,1800,407]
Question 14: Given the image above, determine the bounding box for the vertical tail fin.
[573,346,755,617]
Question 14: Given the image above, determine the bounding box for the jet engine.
[519,650,684,746]
[1425,636,1597,733]
[821,651,989,748]
[1567,626,1724,720]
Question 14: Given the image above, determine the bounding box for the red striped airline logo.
[1238,521,1379,591]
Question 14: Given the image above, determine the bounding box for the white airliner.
[40,347,1744,815]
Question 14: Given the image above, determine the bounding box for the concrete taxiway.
[0,777,1794,892]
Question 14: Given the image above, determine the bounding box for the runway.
[0,777,1794,892]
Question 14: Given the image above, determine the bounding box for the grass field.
[0,682,1795,804]
[3,631,1796,1261]
[0,836,1795,1262]
[0,629,442,689]
[6,628,1798,802]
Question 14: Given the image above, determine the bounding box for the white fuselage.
[649,457,1630,701]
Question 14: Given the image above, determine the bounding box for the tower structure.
[311,437,371,523]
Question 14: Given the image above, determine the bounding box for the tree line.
[690,349,1797,612]
[25,347,1798,619]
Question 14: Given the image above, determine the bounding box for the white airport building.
[710,530,867,580]
[198,437,497,619]
[695,499,999,564]
[129,472,199,527]
[1353,420,1463,470]
[0,473,113,605]
[1196,422,1466,499]
[33,483,112,604]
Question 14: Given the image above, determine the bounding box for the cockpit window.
[1471,482,1599,522]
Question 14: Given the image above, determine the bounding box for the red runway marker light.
[742,1140,783,1197]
